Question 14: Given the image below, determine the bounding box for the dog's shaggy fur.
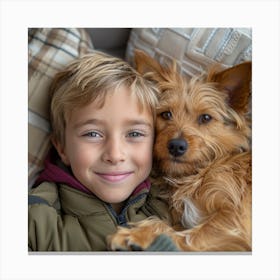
[108,50,252,252]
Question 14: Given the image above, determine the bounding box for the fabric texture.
[28,28,93,188]
[146,234,179,251]
[126,28,252,79]
[28,181,171,251]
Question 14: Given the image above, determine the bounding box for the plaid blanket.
[28,28,93,188]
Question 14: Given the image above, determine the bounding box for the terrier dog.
[108,50,252,251]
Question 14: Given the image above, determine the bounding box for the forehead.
[67,86,154,125]
[96,85,148,111]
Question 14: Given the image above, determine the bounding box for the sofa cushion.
[28,28,93,187]
[86,28,131,58]
[125,28,252,79]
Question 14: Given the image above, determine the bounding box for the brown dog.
[108,50,252,252]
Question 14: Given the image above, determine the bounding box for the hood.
[34,147,151,196]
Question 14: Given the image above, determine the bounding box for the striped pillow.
[28,28,93,187]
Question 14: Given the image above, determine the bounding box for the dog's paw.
[107,227,153,251]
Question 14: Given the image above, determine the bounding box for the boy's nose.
[102,139,126,164]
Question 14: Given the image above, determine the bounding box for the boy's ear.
[51,137,70,166]
[209,61,252,113]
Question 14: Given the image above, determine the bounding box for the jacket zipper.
[106,193,147,226]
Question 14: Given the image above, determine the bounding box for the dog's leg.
[108,210,251,251]
[108,217,182,251]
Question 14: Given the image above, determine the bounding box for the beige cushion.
[126,28,252,79]
[28,28,93,187]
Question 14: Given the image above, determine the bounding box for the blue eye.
[128,131,144,138]
[83,131,101,138]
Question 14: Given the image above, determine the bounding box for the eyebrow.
[125,119,153,129]
[73,118,153,129]
[73,119,104,129]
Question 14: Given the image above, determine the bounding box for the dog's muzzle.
[168,138,188,157]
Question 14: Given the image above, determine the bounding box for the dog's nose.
[168,138,188,157]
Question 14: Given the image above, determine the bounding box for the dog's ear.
[134,50,177,86]
[134,49,162,74]
[209,61,252,113]
[134,49,180,87]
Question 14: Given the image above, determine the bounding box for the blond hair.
[50,51,159,146]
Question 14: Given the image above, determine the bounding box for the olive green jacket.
[28,182,171,251]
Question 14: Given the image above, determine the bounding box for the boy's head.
[50,51,158,147]
[49,51,158,212]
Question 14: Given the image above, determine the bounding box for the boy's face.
[55,86,154,210]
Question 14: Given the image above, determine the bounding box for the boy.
[28,51,175,251]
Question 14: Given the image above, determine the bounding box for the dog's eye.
[198,114,212,124]
[160,111,172,120]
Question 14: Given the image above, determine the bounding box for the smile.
[95,171,134,183]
